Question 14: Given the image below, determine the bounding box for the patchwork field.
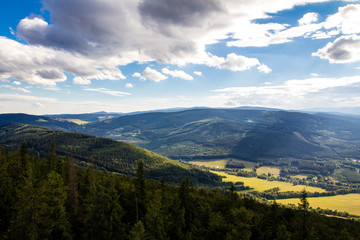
[213,171,326,193]
[256,166,281,176]
[277,194,360,216]
[190,158,256,171]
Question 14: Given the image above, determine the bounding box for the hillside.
[0,123,221,185]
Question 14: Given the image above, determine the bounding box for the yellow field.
[290,174,308,180]
[256,166,281,176]
[190,159,256,171]
[213,171,326,193]
[64,119,89,125]
[189,160,228,169]
[277,194,360,216]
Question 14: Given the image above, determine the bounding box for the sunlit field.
[277,194,360,216]
[213,171,326,193]
[256,166,281,176]
[190,159,256,171]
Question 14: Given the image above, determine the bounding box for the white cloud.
[298,12,319,25]
[0,37,126,86]
[132,72,146,81]
[0,93,55,102]
[257,64,272,74]
[218,53,260,72]
[13,81,22,85]
[194,71,202,76]
[311,73,320,77]
[324,4,360,35]
[1,0,340,81]
[73,77,91,85]
[9,27,15,36]
[125,83,134,88]
[33,102,45,108]
[143,67,167,82]
[161,68,193,80]
[83,88,130,96]
[0,85,31,93]
[211,75,360,109]
[312,35,360,63]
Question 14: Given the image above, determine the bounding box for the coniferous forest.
[1,143,360,240]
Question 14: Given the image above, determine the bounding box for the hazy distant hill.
[0,123,221,185]
[0,113,80,131]
[81,109,360,163]
[2,108,360,163]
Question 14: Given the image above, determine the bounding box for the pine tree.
[298,188,309,240]
[145,190,167,240]
[135,160,147,221]
[40,171,72,239]
[130,221,145,240]
[19,141,28,169]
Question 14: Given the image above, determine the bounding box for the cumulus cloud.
[83,88,130,96]
[298,12,319,25]
[312,35,360,63]
[0,37,126,86]
[161,68,193,80]
[73,77,91,85]
[324,4,360,35]
[257,64,272,74]
[210,53,261,72]
[211,76,360,109]
[125,83,134,88]
[143,67,167,82]
[2,0,357,87]
[194,71,202,76]
[13,81,22,85]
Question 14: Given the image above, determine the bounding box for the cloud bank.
[2,0,355,87]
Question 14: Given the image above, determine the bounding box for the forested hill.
[0,113,79,131]
[0,123,221,185]
[82,108,360,161]
[1,108,360,163]
[1,147,360,239]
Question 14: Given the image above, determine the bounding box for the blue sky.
[1,0,360,114]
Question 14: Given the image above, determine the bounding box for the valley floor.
[277,194,360,217]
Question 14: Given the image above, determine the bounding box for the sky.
[1,0,360,114]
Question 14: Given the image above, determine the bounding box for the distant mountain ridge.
[1,108,360,163]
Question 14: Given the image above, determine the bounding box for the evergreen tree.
[9,168,42,240]
[47,141,57,171]
[19,141,28,169]
[40,171,72,239]
[145,190,167,240]
[135,160,147,221]
[298,188,309,240]
[130,221,145,240]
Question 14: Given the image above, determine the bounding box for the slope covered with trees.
[0,123,220,185]
[1,146,359,239]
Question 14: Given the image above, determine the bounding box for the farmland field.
[189,159,228,169]
[213,171,326,193]
[277,194,360,216]
[256,166,281,176]
[190,158,256,171]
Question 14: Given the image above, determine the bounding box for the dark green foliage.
[1,147,360,239]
